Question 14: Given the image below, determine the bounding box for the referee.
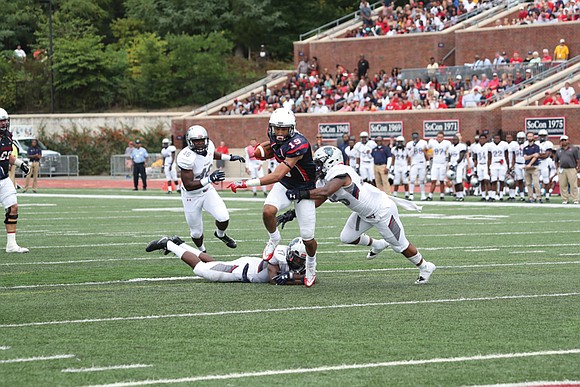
[131,139,149,191]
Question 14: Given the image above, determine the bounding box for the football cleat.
[5,245,29,253]
[170,235,184,246]
[304,263,316,287]
[367,240,390,260]
[145,236,169,253]
[214,232,237,248]
[415,261,436,284]
[262,239,279,260]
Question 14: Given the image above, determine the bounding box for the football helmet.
[395,135,405,148]
[162,138,170,148]
[186,125,209,155]
[286,237,307,272]
[426,172,432,182]
[470,175,480,187]
[0,108,10,133]
[505,174,515,188]
[538,129,548,137]
[313,146,343,179]
[268,107,296,144]
[446,169,456,180]
[516,131,525,144]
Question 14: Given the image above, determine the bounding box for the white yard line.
[82,349,580,387]
[469,381,580,387]
[62,364,152,373]
[510,250,546,254]
[2,261,579,290]
[0,354,75,364]
[1,292,579,329]
[0,346,11,350]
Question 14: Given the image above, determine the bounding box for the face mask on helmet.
[186,125,209,156]
[287,237,306,272]
[268,108,296,144]
[313,146,342,179]
[0,108,10,133]
[162,139,170,148]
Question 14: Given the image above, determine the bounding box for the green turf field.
[1,189,579,386]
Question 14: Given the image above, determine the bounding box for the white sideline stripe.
[465,248,500,252]
[560,253,580,256]
[3,261,580,290]
[0,354,75,364]
[2,292,579,329]
[83,349,580,387]
[510,250,545,254]
[62,364,152,373]
[469,381,580,387]
[0,346,11,350]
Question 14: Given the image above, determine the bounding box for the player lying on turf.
[145,235,307,285]
[281,146,436,284]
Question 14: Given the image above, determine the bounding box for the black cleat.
[426,197,432,201]
[214,231,237,248]
[146,236,169,253]
[170,235,185,246]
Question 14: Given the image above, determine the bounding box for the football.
[254,141,274,160]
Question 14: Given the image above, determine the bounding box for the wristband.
[245,178,261,187]
[289,272,294,280]
[200,177,211,186]
[14,159,24,168]
[221,154,231,161]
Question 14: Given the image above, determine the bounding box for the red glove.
[227,181,247,193]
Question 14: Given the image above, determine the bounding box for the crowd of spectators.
[492,0,580,26]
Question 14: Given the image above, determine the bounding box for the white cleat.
[367,240,390,260]
[415,261,436,284]
[304,263,316,287]
[6,245,29,253]
[262,239,279,261]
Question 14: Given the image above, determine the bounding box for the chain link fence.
[36,155,79,177]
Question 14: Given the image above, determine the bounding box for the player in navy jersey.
[228,108,318,287]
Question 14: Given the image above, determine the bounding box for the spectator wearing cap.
[371,136,392,193]
[554,135,580,204]
[489,73,500,90]
[559,82,576,104]
[455,75,465,90]
[131,140,149,191]
[523,51,534,63]
[554,39,569,61]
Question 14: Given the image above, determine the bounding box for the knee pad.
[5,209,18,225]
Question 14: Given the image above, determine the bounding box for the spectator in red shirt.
[541,48,552,62]
[488,73,500,91]
[510,52,523,64]
[542,91,556,105]
[400,95,413,110]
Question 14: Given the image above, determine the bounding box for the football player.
[177,125,245,253]
[344,136,358,168]
[537,129,554,201]
[447,134,467,201]
[354,131,377,184]
[0,108,30,253]
[244,138,268,197]
[391,136,409,198]
[427,131,451,201]
[227,108,318,287]
[406,132,429,201]
[285,146,436,284]
[471,134,491,201]
[488,133,509,201]
[509,131,528,201]
[161,138,180,194]
[146,236,307,285]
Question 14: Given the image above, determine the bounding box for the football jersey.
[316,164,389,219]
[344,146,358,167]
[511,141,526,164]
[177,140,216,193]
[406,139,428,164]
[271,132,316,190]
[161,145,177,166]
[0,131,14,180]
[428,139,451,164]
[354,140,377,163]
[392,147,409,169]
[489,141,508,163]
[538,140,554,166]
[471,142,490,165]
[449,142,468,165]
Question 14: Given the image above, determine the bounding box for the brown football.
[253,141,274,160]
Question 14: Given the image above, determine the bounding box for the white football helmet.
[162,138,170,147]
[446,169,456,180]
[395,135,405,148]
[360,131,369,138]
[0,108,10,133]
[186,125,209,155]
[313,146,343,179]
[505,174,515,188]
[268,107,296,144]
[470,175,480,187]
[538,129,548,136]
[516,131,526,144]
[287,237,307,272]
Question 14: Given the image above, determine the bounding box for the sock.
[407,252,426,268]
[428,193,433,199]
[180,242,204,255]
[490,191,496,200]
[167,240,191,258]
[393,191,398,197]
[357,234,371,246]
[268,229,281,243]
[371,239,388,250]
[509,189,515,198]
[409,183,415,196]
[420,184,426,197]
[193,240,206,252]
[456,191,464,199]
[215,229,225,237]
[306,255,316,267]
[167,182,172,192]
[262,187,267,192]
[499,191,504,199]
[252,187,257,193]
[6,232,16,247]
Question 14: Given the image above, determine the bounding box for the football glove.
[209,170,225,183]
[20,161,31,176]
[276,209,296,229]
[227,180,247,193]
[229,155,245,163]
[285,189,310,202]
[272,271,293,285]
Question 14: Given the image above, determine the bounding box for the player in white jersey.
[391,136,409,198]
[448,134,468,201]
[509,131,527,201]
[146,235,307,285]
[472,134,491,201]
[354,131,377,183]
[405,132,429,201]
[537,129,554,201]
[344,137,358,169]
[488,133,509,201]
[285,146,436,284]
[161,138,180,194]
[177,125,245,252]
[244,138,268,197]
[426,131,451,201]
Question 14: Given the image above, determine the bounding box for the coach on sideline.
[131,139,149,191]
[554,135,580,204]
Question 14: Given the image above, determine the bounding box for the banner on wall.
[524,117,565,136]
[369,121,403,138]
[317,122,350,139]
[423,120,459,138]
